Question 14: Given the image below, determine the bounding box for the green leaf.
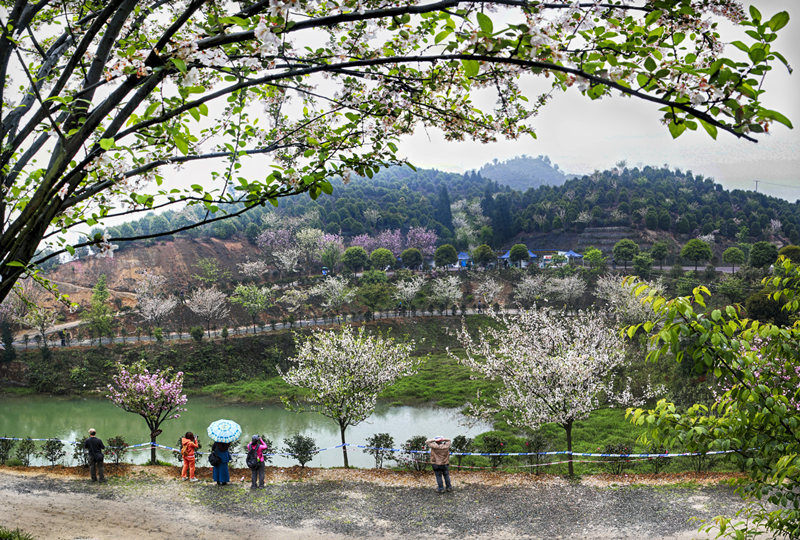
[476,12,493,34]
[760,108,793,128]
[749,5,761,22]
[434,29,452,44]
[99,138,114,150]
[668,121,686,139]
[767,11,789,32]
[644,57,657,72]
[189,108,201,121]
[171,58,187,73]
[462,59,480,78]
[644,10,662,26]
[174,134,189,155]
[699,119,718,139]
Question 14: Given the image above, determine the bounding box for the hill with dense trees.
[94,160,798,263]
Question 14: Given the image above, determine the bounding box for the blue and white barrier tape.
[0,437,739,459]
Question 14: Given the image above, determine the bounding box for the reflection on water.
[0,395,489,468]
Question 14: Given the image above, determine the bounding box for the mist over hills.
[478,155,568,191]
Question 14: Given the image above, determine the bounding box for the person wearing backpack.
[83,428,105,482]
[210,441,231,485]
[180,432,200,482]
[246,435,268,489]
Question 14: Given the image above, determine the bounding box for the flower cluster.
[107,361,187,426]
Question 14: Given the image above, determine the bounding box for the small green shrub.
[15,438,36,466]
[190,326,204,342]
[39,438,66,467]
[602,442,632,475]
[365,433,395,469]
[153,327,164,342]
[0,438,15,465]
[451,435,472,469]
[73,437,89,468]
[105,435,129,465]
[479,434,507,468]
[523,432,551,474]
[401,435,428,471]
[282,434,318,468]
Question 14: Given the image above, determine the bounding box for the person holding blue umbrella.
[207,419,241,486]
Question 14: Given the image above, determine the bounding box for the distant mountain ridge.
[478,155,567,191]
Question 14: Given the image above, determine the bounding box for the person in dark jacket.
[211,441,231,485]
[84,428,105,482]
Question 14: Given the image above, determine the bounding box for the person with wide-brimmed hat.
[426,436,452,494]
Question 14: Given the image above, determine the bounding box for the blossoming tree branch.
[0,0,792,303]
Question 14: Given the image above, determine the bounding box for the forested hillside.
[93,160,799,262]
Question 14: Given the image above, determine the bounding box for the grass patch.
[199,377,307,403]
[0,527,35,540]
[380,352,496,407]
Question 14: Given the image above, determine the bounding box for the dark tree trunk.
[564,420,574,476]
[340,423,349,468]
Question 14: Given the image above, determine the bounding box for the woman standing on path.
[211,441,231,485]
[181,432,200,482]
[247,435,269,489]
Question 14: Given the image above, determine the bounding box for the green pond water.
[0,395,489,468]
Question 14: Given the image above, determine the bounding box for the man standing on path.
[84,428,105,482]
[426,436,452,494]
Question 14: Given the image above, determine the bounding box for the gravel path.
[0,468,749,539]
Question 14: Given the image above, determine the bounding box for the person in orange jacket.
[181,432,200,481]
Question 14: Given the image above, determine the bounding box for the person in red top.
[247,435,269,488]
[181,432,200,482]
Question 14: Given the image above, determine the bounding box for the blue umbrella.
[207,419,242,443]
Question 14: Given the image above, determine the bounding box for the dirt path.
[0,467,752,539]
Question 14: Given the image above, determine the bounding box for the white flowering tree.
[431,276,463,314]
[543,275,587,309]
[0,2,791,305]
[274,247,302,277]
[514,275,547,307]
[107,361,187,464]
[277,288,310,315]
[310,276,355,321]
[187,286,230,337]
[237,259,270,281]
[295,228,325,272]
[454,309,653,475]
[392,275,425,314]
[280,326,417,467]
[475,277,503,305]
[134,272,178,334]
[231,283,273,333]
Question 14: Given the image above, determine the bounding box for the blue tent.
[564,250,583,259]
[500,250,538,259]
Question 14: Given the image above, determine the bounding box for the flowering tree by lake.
[454,309,654,475]
[107,361,187,464]
[280,326,417,467]
[134,272,178,333]
[187,286,230,337]
[475,277,502,306]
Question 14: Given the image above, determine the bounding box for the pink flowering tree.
[107,361,187,464]
[454,308,657,476]
[349,234,376,254]
[406,227,438,257]
[280,326,417,467]
[375,230,404,256]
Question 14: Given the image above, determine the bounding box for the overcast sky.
[394,0,800,202]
